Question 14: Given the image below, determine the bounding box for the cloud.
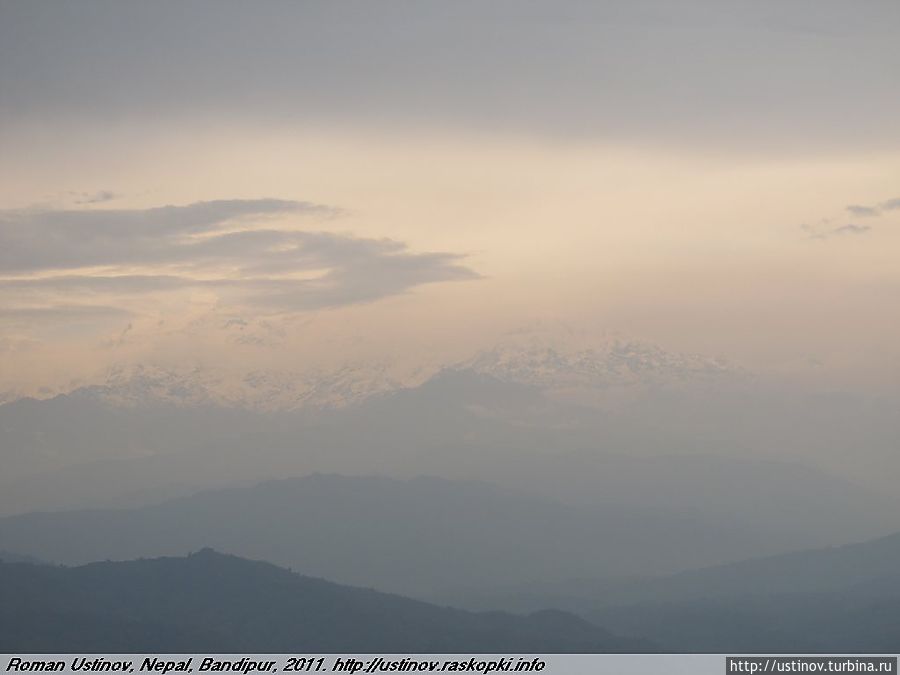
[0,199,479,322]
[71,190,119,205]
[803,223,872,241]
[804,194,900,240]
[0,199,338,273]
[3,2,900,154]
[832,224,872,236]
[846,204,879,217]
[842,197,900,218]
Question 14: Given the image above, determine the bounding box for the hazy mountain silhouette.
[463,528,900,608]
[454,530,900,652]
[604,528,900,604]
[0,473,765,597]
[590,584,900,653]
[0,391,269,480]
[2,369,895,563]
[0,549,652,653]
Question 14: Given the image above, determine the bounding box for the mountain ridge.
[0,548,653,653]
[2,330,741,412]
[0,473,772,597]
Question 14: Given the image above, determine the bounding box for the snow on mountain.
[66,362,423,412]
[459,330,737,402]
[2,327,741,412]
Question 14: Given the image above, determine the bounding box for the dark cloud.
[0,199,479,317]
[842,197,900,218]
[806,194,899,240]
[0,199,338,273]
[241,250,481,311]
[804,223,872,241]
[72,190,118,205]
[846,204,879,217]
[832,224,872,236]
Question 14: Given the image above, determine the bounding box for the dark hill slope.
[0,550,652,653]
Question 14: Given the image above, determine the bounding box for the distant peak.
[462,332,735,391]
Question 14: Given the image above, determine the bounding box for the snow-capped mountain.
[458,329,737,404]
[67,362,425,411]
[1,327,740,412]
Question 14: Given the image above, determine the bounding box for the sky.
[1,0,899,394]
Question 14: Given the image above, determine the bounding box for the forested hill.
[0,549,653,653]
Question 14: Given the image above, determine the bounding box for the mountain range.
[2,329,899,643]
[0,549,651,653]
[0,473,773,597]
[5,516,900,652]
[454,529,900,653]
[1,366,895,557]
[2,330,737,412]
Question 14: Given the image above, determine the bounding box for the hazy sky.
[1,0,899,393]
